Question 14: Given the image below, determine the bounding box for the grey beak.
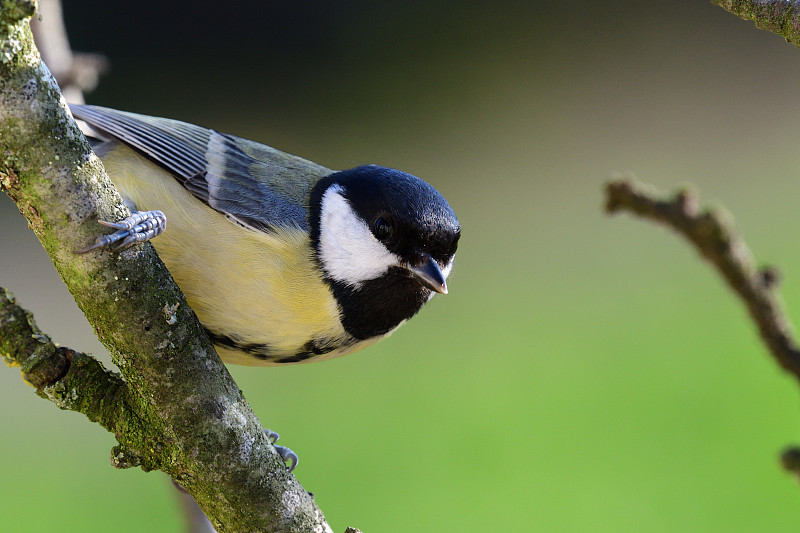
[405,253,448,294]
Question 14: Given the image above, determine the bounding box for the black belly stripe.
[205,329,274,361]
[275,352,315,364]
[206,330,356,364]
[275,339,340,364]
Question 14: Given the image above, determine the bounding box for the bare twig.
[29,0,107,103]
[605,177,800,380]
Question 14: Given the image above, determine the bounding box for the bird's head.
[309,165,460,339]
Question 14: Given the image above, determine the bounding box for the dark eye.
[373,217,393,240]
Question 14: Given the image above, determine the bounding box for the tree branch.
[0,2,332,531]
[712,0,800,47]
[605,177,800,381]
[1,288,143,448]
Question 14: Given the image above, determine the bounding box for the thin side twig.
[29,0,108,103]
[605,177,800,380]
[0,288,150,451]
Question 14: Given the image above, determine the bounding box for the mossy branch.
[712,0,800,47]
[0,288,162,466]
[0,2,332,531]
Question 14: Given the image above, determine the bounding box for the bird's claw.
[264,428,280,444]
[264,428,298,472]
[76,210,167,253]
[275,445,299,472]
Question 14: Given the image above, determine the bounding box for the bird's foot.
[265,429,298,472]
[76,210,167,253]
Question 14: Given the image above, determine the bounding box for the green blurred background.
[3,0,800,531]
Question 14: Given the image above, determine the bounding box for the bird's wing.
[71,104,333,232]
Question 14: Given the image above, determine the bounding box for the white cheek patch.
[318,185,400,288]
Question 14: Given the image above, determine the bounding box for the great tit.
[71,105,461,367]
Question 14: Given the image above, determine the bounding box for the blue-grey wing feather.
[71,104,333,231]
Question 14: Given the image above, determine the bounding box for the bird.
[71,104,461,368]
